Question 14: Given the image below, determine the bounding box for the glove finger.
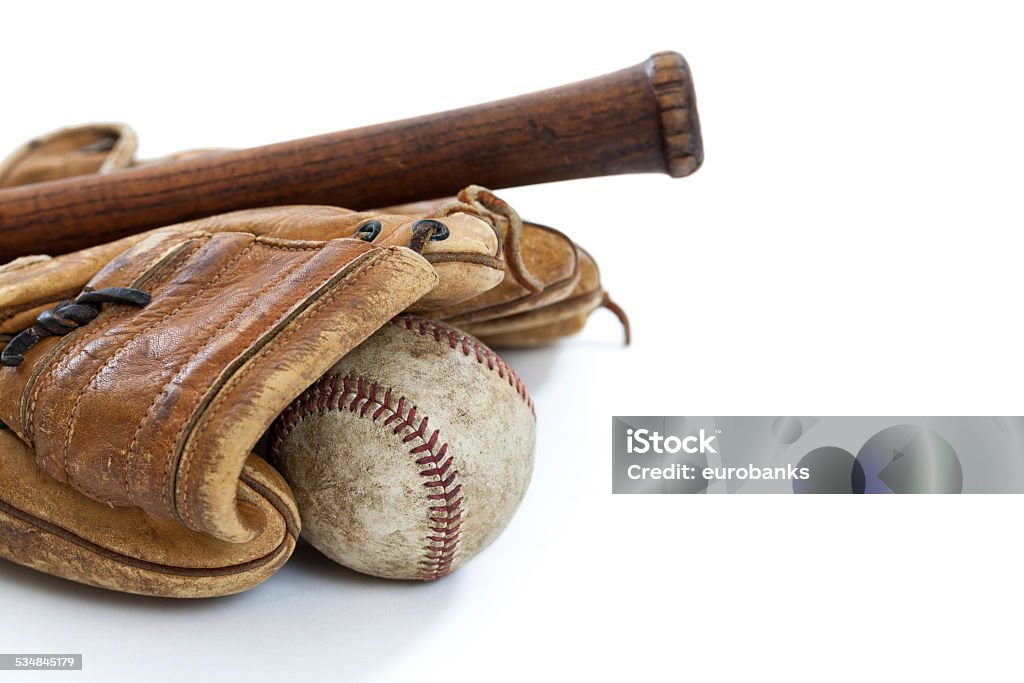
[0,123,224,187]
[0,429,298,598]
[415,220,581,322]
[463,244,630,347]
[0,123,138,188]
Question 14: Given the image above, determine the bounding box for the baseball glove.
[0,124,629,347]
[0,207,439,596]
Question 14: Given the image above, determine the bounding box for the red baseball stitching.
[271,314,533,580]
[389,314,534,414]
[271,374,463,581]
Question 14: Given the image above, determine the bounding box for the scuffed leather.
[320,209,504,308]
[418,220,581,321]
[0,205,502,329]
[0,123,138,188]
[458,245,621,346]
[381,200,628,347]
[0,209,438,549]
[0,234,151,336]
[0,430,298,598]
[0,122,221,188]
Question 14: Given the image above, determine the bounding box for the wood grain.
[0,51,701,259]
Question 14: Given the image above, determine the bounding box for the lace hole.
[413,219,449,242]
[356,220,382,242]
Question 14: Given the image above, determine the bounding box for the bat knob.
[645,51,704,177]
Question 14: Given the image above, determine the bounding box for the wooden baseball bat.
[0,51,701,260]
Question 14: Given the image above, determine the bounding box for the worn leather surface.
[0,235,152,335]
[0,430,298,597]
[418,220,580,321]
[0,123,138,188]
[0,205,501,328]
[0,209,437,548]
[379,199,628,347]
[269,314,535,580]
[461,245,627,346]
[0,122,221,188]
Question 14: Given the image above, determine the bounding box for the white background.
[2,1,1023,681]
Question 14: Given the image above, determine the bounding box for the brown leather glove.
[0,208,437,597]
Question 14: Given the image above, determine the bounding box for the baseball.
[270,314,535,580]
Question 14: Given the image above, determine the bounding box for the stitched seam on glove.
[114,241,257,506]
[159,239,317,521]
[23,240,202,456]
[174,248,404,531]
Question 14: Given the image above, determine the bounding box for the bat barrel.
[0,51,702,259]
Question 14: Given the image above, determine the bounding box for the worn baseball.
[270,314,535,580]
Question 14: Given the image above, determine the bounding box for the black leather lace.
[1,287,150,368]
